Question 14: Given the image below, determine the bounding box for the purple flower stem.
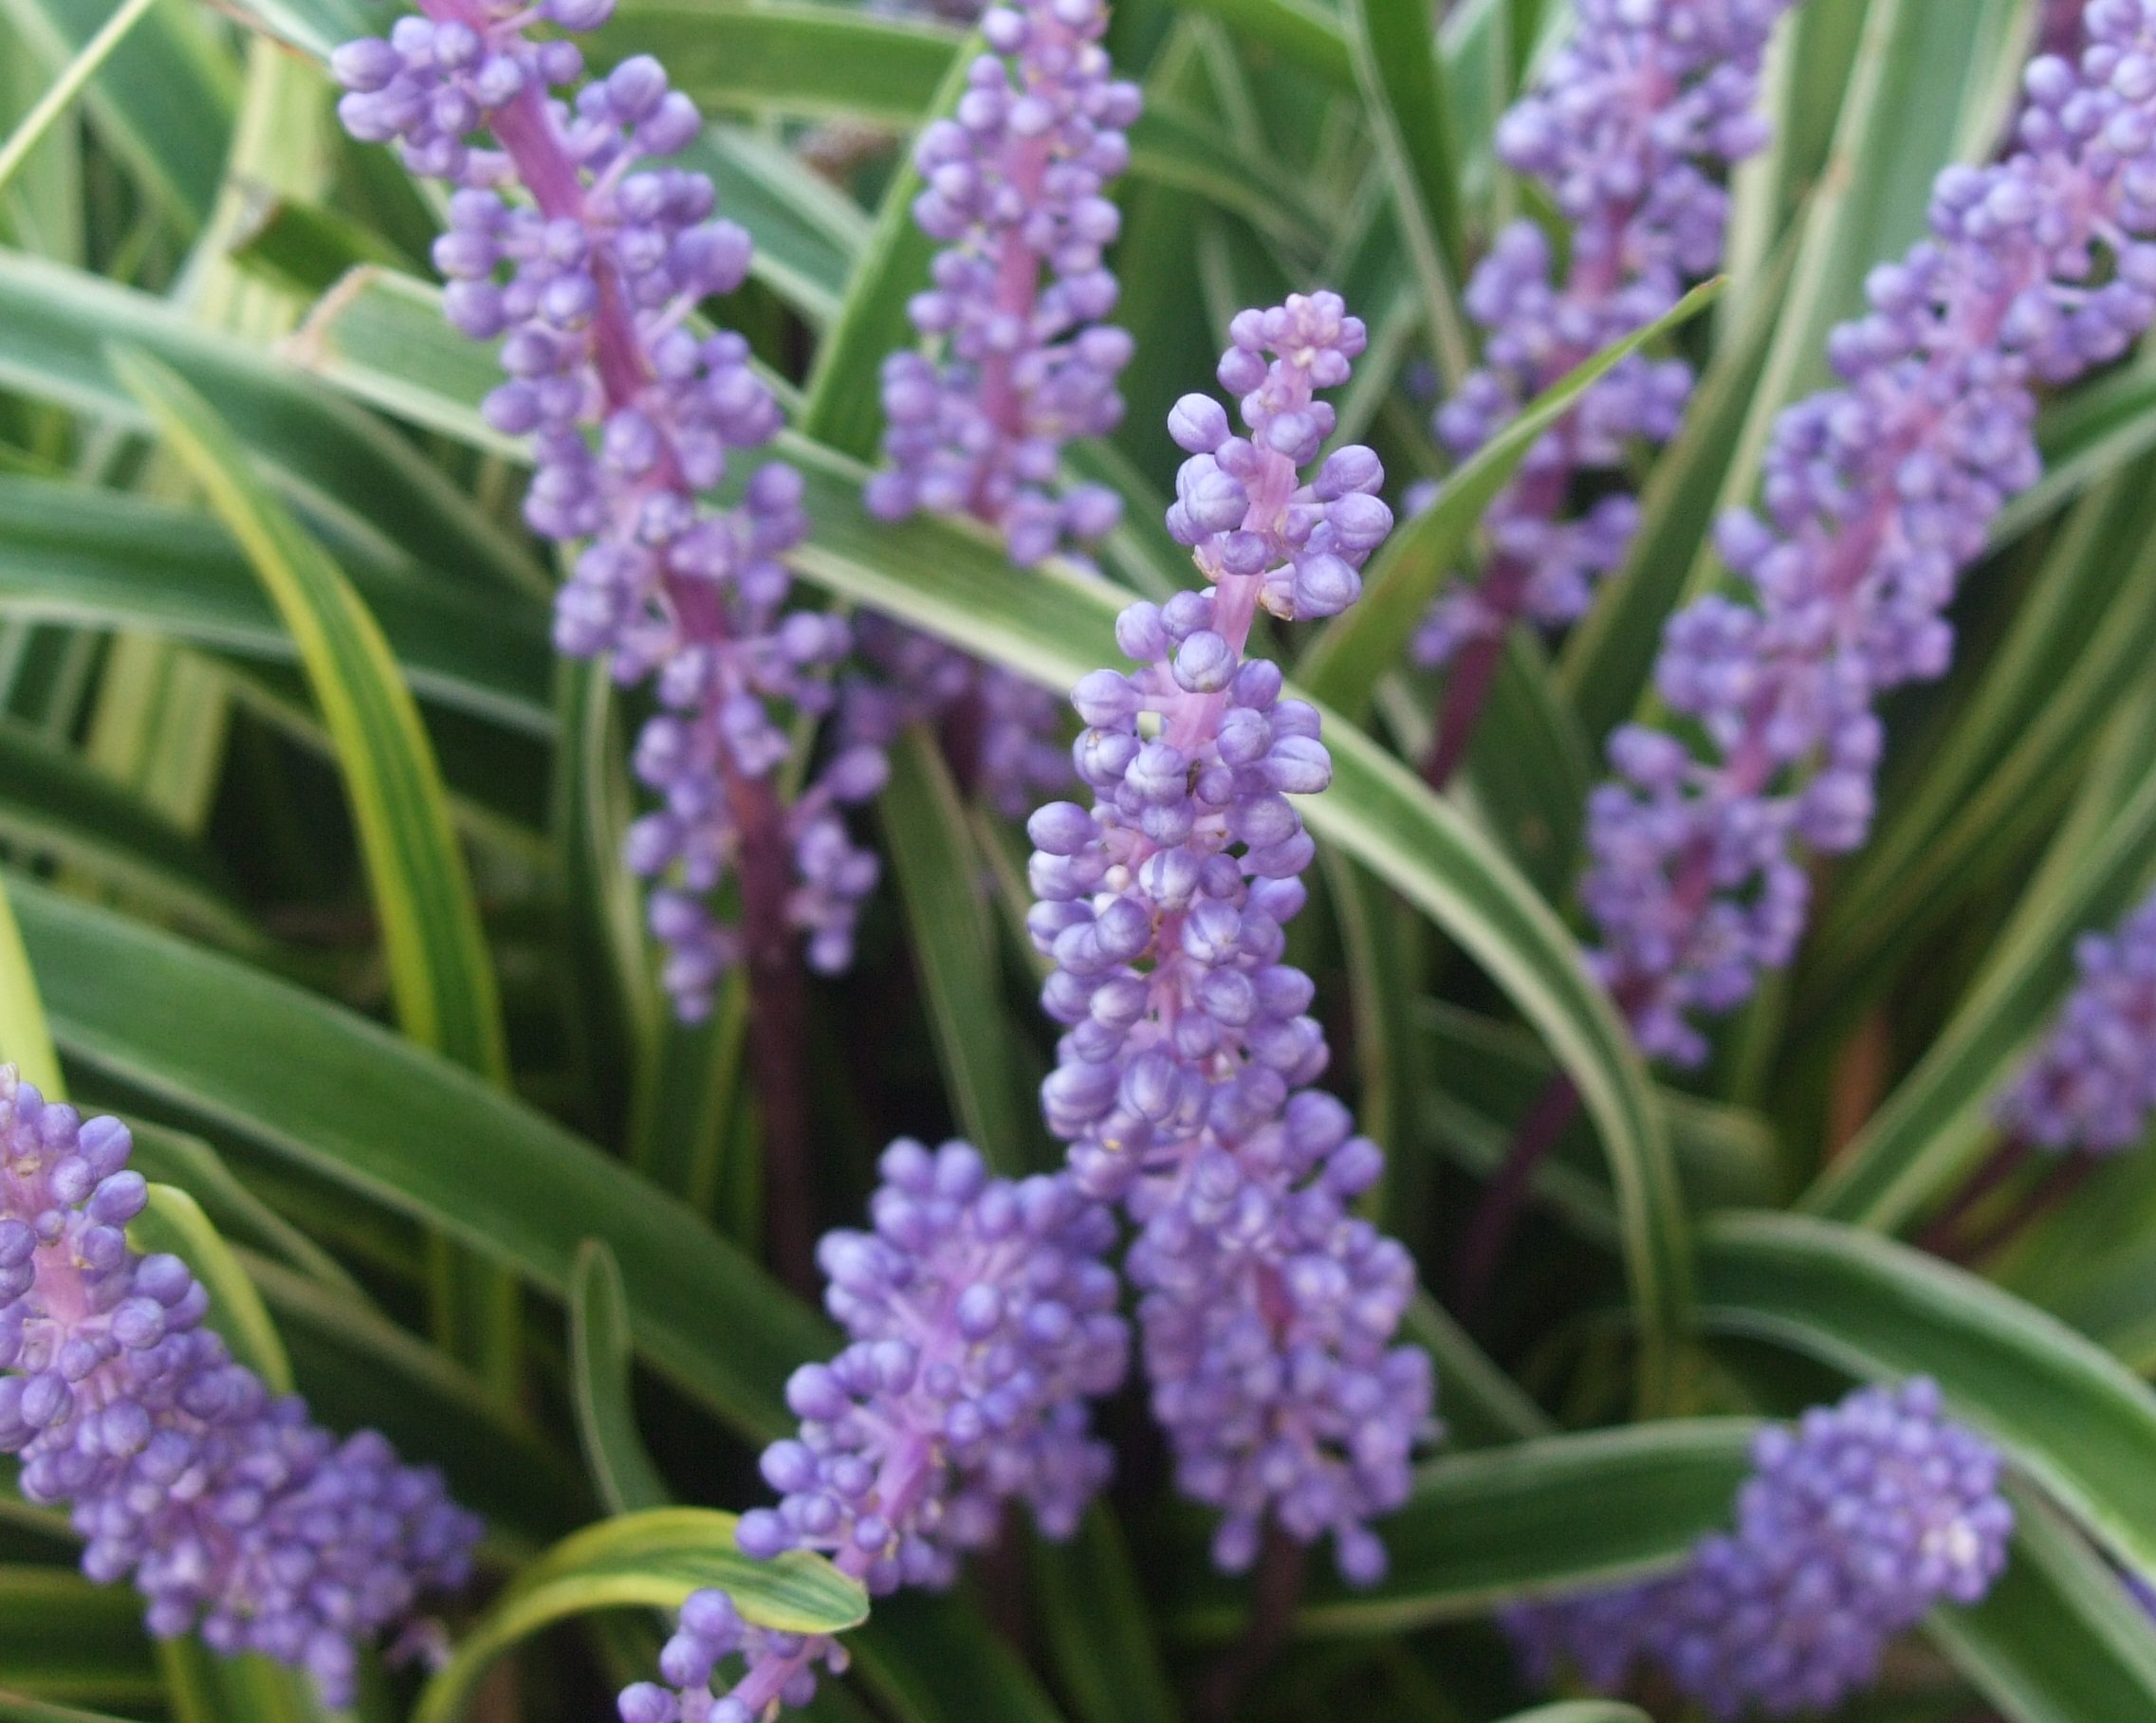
[1199,1523,1305,1723]
[412,0,819,1286]
[1450,1072,1582,1316]
[1915,1136,2035,1259]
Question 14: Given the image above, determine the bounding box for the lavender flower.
[333,0,883,1020]
[617,1139,1127,1722]
[1998,889,2156,1154]
[1411,0,1793,670]
[1584,8,2156,1068]
[0,1070,479,1703]
[1509,1380,2013,1719]
[865,0,1137,565]
[1025,293,1433,1583]
[853,0,1140,816]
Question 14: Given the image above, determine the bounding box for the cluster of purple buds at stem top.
[866,0,1137,566]
[1507,1379,2013,1719]
[0,1069,480,1705]
[617,1139,1128,1723]
[1410,0,1794,677]
[1024,293,1434,1584]
[1997,887,2156,1155]
[1582,3,2156,1069]
[331,0,885,1022]
[852,0,1139,818]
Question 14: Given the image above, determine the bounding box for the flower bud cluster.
[1025,295,1433,1582]
[0,1070,479,1704]
[855,0,1139,816]
[1508,1380,2013,1718]
[334,0,882,1020]
[1586,8,2156,1067]
[866,0,1138,564]
[1412,0,1794,668]
[618,1139,1127,1723]
[1999,888,2156,1153]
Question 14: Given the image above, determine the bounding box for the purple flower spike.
[1027,294,1434,1582]
[1411,0,1796,670]
[1509,1380,2013,1719]
[334,0,882,1021]
[852,0,1140,818]
[867,0,1138,564]
[1585,7,2156,1067]
[1999,889,2156,1154]
[0,1069,479,1704]
[617,1140,1127,1722]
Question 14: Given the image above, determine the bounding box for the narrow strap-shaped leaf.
[795,33,973,460]
[120,350,508,1083]
[1927,1487,2156,1723]
[1341,0,1470,382]
[1295,280,1724,721]
[1161,0,1353,86]
[155,1640,326,1723]
[0,713,263,951]
[882,728,1041,1173]
[0,871,60,1095]
[0,1695,153,1723]
[0,1569,159,1709]
[1699,1211,2156,1579]
[0,0,234,229]
[0,251,542,595]
[1492,1707,1652,1723]
[0,475,553,736]
[850,1591,1071,1723]
[1028,1511,1180,1723]
[9,873,833,1439]
[1181,1420,1756,1639]
[1803,716,2156,1229]
[599,1,958,125]
[569,1239,672,1516]
[414,1511,867,1723]
[1805,467,2156,1016]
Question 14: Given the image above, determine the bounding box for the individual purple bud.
[1291,554,1360,617]
[1170,394,1233,453]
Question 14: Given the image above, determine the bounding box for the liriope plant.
[4,0,2156,1720]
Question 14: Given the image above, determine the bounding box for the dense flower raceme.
[866,0,1137,564]
[1411,0,1794,669]
[1585,7,2156,1067]
[332,0,884,1020]
[0,1070,479,1703]
[1025,294,1434,1583]
[1509,1380,2013,1718]
[1998,888,2156,1153]
[618,1140,1127,1722]
[852,0,1141,816]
